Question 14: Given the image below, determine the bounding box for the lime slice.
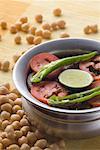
[59,69,93,88]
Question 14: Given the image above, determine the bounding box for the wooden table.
[0,0,100,149]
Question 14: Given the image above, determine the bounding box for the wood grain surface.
[0,0,100,149]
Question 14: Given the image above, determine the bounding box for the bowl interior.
[13,38,100,114]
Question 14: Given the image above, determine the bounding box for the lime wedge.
[59,69,93,88]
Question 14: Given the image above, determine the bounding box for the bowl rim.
[13,37,100,114]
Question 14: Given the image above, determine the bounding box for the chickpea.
[60,32,70,38]
[35,29,43,36]
[15,22,22,31]
[30,26,37,35]
[5,125,14,133]
[8,99,14,106]
[27,132,37,145]
[20,143,30,150]
[1,132,7,138]
[7,144,20,150]
[10,114,21,122]
[1,83,10,90]
[51,22,58,30]
[14,98,22,106]
[34,139,47,149]
[53,8,62,16]
[2,138,12,147]
[18,136,28,145]
[10,25,17,34]
[1,111,10,120]
[1,60,10,72]
[26,34,34,44]
[17,110,24,118]
[20,16,28,24]
[84,25,92,34]
[57,20,66,29]
[13,54,20,63]
[0,143,3,150]
[0,20,7,29]
[0,119,2,127]
[14,34,21,44]
[35,14,43,23]
[20,118,29,127]
[21,126,30,135]
[34,36,42,45]
[1,103,12,113]
[42,23,51,31]
[7,93,18,100]
[30,147,42,150]
[12,121,20,130]
[14,130,23,139]
[91,24,98,33]
[11,88,21,97]
[42,30,51,39]
[49,143,60,149]
[21,23,29,33]
[2,120,10,129]
[0,95,9,105]
[12,105,21,113]
[35,130,44,140]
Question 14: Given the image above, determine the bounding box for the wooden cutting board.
[0,0,100,149]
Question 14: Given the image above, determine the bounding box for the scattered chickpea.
[12,105,21,113]
[35,14,43,23]
[57,20,66,29]
[91,24,98,33]
[7,144,20,150]
[7,93,18,100]
[53,8,62,16]
[12,121,20,130]
[14,130,23,139]
[60,32,70,38]
[1,111,10,121]
[30,26,37,35]
[0,86,9,95]
[10,114,21,122]
[26,34,34,44]
[2,120,10,129]
[2,138,12,148]
[51,22,58,30]
[34,36,42,45]
[15,22,22,31]
[27,132,37,145]
[10,25,17,34]
[20,143,30,150]
[0,20,7,29]
[17,110,24,118]
[20,118,29,127]
[13,54,20,63]
[42,30,51,39]
[21,23,29,33]
[1,103,12,113]
[1,60,10,72]
[20,16,28,24]
[35,29,43,36]
[42,23,51,31]
[18,136,28,145]
[34,139,47,149]
[84,25,91,34]
[14,98,22,106]
[14,33,21,44]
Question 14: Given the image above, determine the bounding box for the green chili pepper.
[31,51,97,83]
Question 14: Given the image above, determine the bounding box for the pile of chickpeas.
[0,83,66,150]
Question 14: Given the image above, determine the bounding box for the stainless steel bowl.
[13,38,100,139]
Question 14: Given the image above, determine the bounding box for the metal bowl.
[13,38,100,139]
